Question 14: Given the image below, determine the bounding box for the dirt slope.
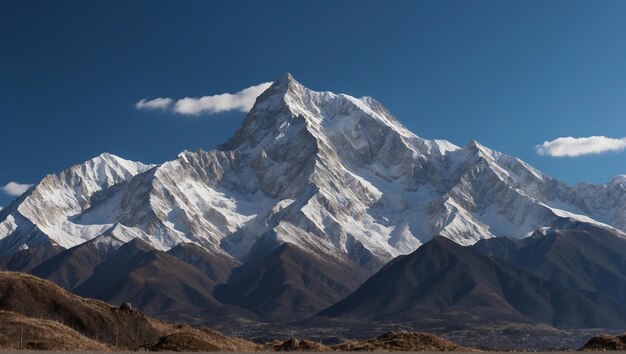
[0,310,110,350]
[581,333,626,350]
[0,271,257,351]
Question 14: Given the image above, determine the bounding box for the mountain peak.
[465,139,499,161]
[609,175,626,187]
[80,152,153,173]
[430,235,460,246]
[274,72,297,85]
[467,139,488,152]
[96,152,117,159]
[261,72,303,99]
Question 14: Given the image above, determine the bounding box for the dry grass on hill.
[0,271,258,351]
[332,332,475,351]
[144,324,260,351]
[0,310,110,350]
[580,333,626,350]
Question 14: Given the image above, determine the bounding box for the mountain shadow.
[319,236,626,328]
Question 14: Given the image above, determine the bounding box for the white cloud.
[135,82,273,116]
[2,182,33,197]
[135,97,173,111]
[173,82,273,115]
[535,136,626,157]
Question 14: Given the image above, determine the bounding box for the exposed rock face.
[119,302,135,312]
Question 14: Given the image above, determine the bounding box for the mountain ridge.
[319,235,626,328]
[1,73,625,279]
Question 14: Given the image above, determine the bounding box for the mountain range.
[1,74,626,332]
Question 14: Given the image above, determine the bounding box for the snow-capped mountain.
[1,73,625,269]
[0,153,154,256]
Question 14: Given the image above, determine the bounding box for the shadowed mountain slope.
[30,235,123,290]
[215,242,370,320]
[0,243,64,273]
[167,242,239,284]
[319,236,626,328]
[473,220,626,304]
[73,238,223,316]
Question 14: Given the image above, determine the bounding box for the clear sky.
[2,0,626,206]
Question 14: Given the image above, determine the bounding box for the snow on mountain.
[0,74,624,268]
[0,153,154,256]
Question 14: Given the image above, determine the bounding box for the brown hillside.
[145,325,259,351]
[0,271,256,351]
[580,333,626,350]
[262,332,474,352]
[266,338,332,351]
[333,332,474,351]
[0,271,167,348]
[0,310,110,350]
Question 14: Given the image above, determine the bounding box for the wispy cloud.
[135,97,173,111]
[2,182,33,197]
[536,136,626,157]
[174,82,273,115]
[136,82,272,116]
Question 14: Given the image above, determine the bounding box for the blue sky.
[2,0,626,206]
